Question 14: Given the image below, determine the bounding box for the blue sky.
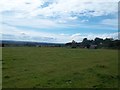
[0,0,119,43]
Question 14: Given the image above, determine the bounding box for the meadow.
[2,47,119,88]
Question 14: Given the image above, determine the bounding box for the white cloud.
[0,0,118,30]
[2,15,118,31]
[0,0,118,18]
[28,0,118,18]
[1,24,119,43]
[0,0,119,43]
[2,17,58,28]
[0,0,118,26]
[0,0,43,12]
[100,19,118,28]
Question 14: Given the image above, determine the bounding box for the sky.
[0,0,119,43]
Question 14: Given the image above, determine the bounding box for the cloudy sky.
[0,0,119,43]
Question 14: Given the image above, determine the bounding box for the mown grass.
[2,47,119,88]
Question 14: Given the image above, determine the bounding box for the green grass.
[2,47,119,88]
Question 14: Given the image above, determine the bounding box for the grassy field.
[2,47,119,88]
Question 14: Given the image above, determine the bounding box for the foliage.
[65,38,120,49]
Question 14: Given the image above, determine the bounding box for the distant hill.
[1,40,65,47]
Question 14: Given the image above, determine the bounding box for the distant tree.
[114,40,120,49]
[65,37,120,49]
[71,40,77,48]
[2,44,4,47]
[102,38,113,48]
[94,38,103,45]
[82,38,91,48]
[86,44,90,49]
[83,38,87,41]
[82,38,87,46]
[65,42,72,47]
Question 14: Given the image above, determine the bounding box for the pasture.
[2,47,119,88]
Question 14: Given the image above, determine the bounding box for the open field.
[2,47,119,88]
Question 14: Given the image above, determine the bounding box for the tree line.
[65,38,120,49]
